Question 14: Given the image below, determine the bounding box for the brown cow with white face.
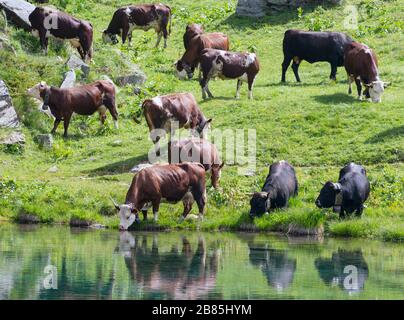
[344,42,389,103]
[102,4,171,48]
[29,7,93,62]
[199,48,260,100]
[176,28,230,80]
[112,163,207,230]
[27,80,118,137]
[169,138,224,189]
[141,93,212,156]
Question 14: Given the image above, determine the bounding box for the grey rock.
[133,87,142,95]
[0,80,19,128]
[60,70,76,89]
[0,0,35,30]
[111,139,122,146]
[35,134,53,149]
[0,131,25,145]
[66,55,90,77]
[47,165,58,173]
[90,223,106,229]
[16,213,40,224]
[236,0,342,16]
[0,33,15,54]
[70,218,92,228]
[116,64,147,87]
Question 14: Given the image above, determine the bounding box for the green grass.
[0,0,403,240]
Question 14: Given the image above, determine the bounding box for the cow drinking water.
[102,4,171,48]
[249,161,299,218]
[29,7,93,62]
[199,48,260,100]
[27,80,118,137]
[112,163,207,231]
[315,162,370,218]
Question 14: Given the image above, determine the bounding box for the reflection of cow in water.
[315,249,369,293]
[119,233,220,299]
[248,244,296,291]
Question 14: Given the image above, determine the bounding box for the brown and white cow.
[176,28,230,80]
[27,80,118,137]
[111,163,207,230]
[141,93,212,156]
[199,48,260,100]
[344,42,389,103]
[169,138,224,189]
[29,7,93,62]
[102,4,171,48]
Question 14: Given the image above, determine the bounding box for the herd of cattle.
[24,4,377,230]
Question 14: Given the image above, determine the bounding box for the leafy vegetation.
[0,0,403,240]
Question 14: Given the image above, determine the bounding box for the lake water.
[0,223,403,300]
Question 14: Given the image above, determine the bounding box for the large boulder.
[236,0,342,16]
[60,70,76,89]
[66,55,90,78]
[0,131,25,145]
[0,0,35,30]
[0,80,19,128]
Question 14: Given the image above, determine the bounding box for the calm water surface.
[0,223,403,300]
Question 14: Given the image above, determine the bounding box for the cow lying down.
[112,163,207,231]
[169,138,224,189]
[27,80,118,137]
[316,162,370,218]
[199,48,260,100]
[249,161,299,218]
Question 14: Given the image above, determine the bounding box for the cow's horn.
[110,196,120,210]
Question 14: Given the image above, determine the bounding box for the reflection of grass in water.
[0,0,403,240]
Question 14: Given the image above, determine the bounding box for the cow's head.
[175,60,193,80]
[102,31,119,45]
[365,80,389,103]
[196,118,212,136]
[27,81,48,101]
[111,198,140,231]
[211,162,224,189]
[249,192,271,218]
[315,182,341,209]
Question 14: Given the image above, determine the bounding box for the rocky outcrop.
[0,80,19,128]
[0,131,25,145]
[0,0,35,30]
[236,0,342,17]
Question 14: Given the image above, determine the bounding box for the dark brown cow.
[183,23,204,49]
[169,138,224,189]
[29,7,93,62]
[199,48,260,100]
[27,80,118,137]
[102,4,171,48]
[141,93,212,156]
[112,163,207,230]
[176,31,230,80]
[344,42,389,103]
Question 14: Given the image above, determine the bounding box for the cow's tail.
[166,5,172,35]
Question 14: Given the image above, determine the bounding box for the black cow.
[249,161,298,218]
[281,29,353,82]
[315,163,370,218]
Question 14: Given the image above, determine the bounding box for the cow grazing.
[111,163,207,230]
[27,80,118,137]
[141,93,212,156]
[281,30,353,82]
[169,138,224,189]
[249,161,298,218]
[344,42,389,103]
[176,27,230,80]
[102,4,171,48]
[315,163,370,218]
[29,7,93,62]
[199,48,260,100]
[183,23,204,49]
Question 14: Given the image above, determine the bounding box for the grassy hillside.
[0,0,403,240]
